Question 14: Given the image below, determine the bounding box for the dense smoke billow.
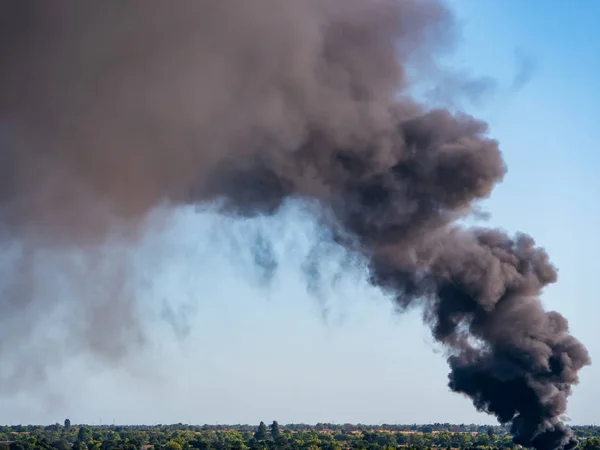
[0,1,590,448]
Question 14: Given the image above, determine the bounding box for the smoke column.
[0,1,590,448]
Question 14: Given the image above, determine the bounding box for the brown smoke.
[0,1,590,448]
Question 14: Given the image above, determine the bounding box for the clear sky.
[2,1,599,426]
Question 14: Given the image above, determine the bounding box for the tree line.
[1,421,599,450]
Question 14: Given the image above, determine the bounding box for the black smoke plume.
[0,1,590,448]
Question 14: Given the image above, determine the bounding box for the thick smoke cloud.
[0,1,590,449]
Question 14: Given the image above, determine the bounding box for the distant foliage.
[0,423,598,450]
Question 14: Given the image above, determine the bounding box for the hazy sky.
[2,0,599,426]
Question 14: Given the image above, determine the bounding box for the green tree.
[165,440,183,450]
[270,421,280,440]
[78,426,92,443]
[254,422,268,441]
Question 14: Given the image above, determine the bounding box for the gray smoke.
[0,1,590,448]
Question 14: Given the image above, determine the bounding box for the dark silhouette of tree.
[51,439,70,450]
[254,422,268,441]
[270,421,280,440]
[64,419,71,430]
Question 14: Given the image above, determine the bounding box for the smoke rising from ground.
[0,1,590,449]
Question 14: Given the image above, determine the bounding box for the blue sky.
[2,1,599,426]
